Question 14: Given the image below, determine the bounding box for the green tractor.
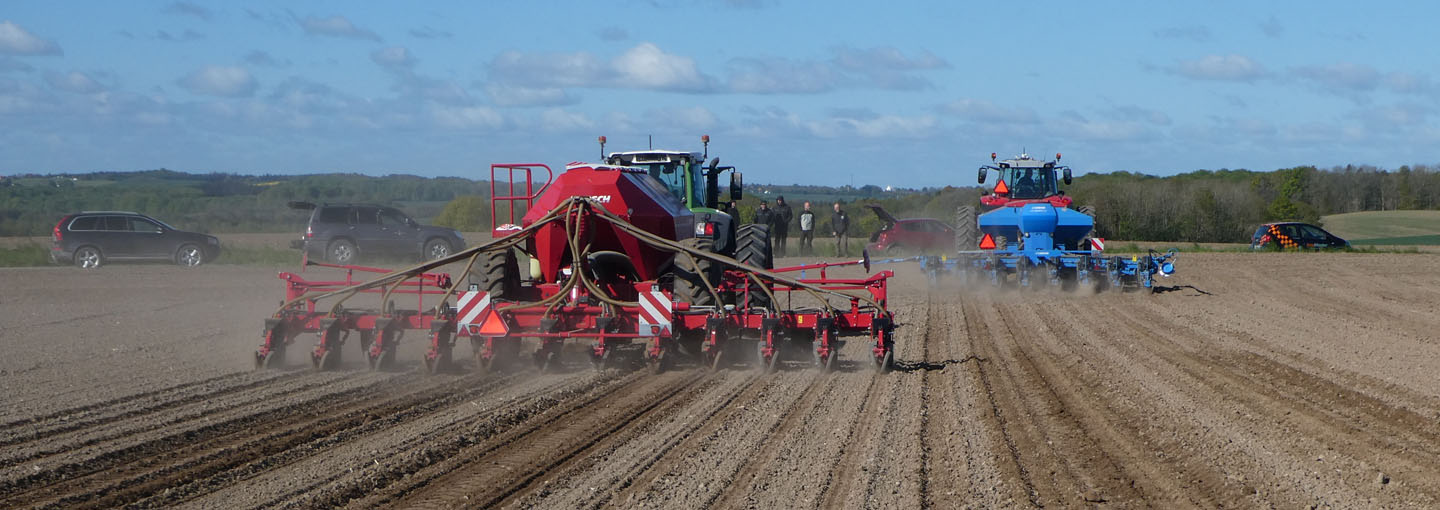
[601,136,754,260]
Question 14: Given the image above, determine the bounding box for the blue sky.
[1,1,1436,187]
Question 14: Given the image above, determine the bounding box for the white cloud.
[244,50,289,68]
[155,29,205,42]
[1106,105,1172,126]
[727,57,836,94]
[1293,62,1380,93]
[0,21,63,56]
[430,105,504,130]
[296,14,381,41]
[409,26,452,39]
[0,57,33,73]
[44,71,105,94]
[537,108,594,131]
[612,43,715,92]
[490,43,716,93]
[830,46,947,72]
[938,99,1039,124]
[371,46,416,69]
[1173,55,1267,82]
[643,105,719,131]
[1385,72,1434,95]
[806,111,937,139]
[177,65,258,97]
[485,84,575,107]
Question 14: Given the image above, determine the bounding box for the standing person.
[752,200,773,230]
[772,196,793,257]
[798,201,815,256]
[831,202,850,257]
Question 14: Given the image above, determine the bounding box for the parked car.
[863,205,955,254]
[289,202,466,264]
[51,211,221,269]
[1250,222,1350,250]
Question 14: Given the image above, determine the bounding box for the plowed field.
[3,252,1440,508]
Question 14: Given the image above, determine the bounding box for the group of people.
[742,196,851,257]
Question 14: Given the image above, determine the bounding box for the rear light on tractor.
[694,221,715,236]
[305,225,314,238]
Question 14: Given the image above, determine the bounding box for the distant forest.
[3,164,1438,242]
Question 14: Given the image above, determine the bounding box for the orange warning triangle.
[993,179,1009,195]
[476,307,509,336]
[979,233,996,250]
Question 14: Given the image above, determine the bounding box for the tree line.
[4,164,1437,242]
[0,170,490,236]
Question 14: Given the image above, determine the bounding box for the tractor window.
[640,161,704,207]
[1003,167,1056,199]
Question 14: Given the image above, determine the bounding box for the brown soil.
[2,251,1440,508]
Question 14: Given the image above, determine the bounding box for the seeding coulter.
[256,162,897,374]
[924,152,1179,291]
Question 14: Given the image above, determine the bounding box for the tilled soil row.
[6,254,1440,508]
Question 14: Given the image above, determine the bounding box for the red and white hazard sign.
[1089,238,1106,252]
[636,289,673,337]
[457,290,507,336]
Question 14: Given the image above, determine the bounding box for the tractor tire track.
[0,370,520,509]
[345,369,713,509]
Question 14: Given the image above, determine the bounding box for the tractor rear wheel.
[1078,205,1097,249]
[473,248,521,301]
[954,206,978,251]
[734,224,774,311]
[671,237,719,306]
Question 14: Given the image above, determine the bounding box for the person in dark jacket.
[772,196,793,257]
[831,202,850,256]
[752,200,774,229]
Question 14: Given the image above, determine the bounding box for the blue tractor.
[944,152,1178,292]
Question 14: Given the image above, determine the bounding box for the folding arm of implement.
[257,196,897,374]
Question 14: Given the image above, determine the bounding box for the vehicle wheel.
[327,239,357,264]
[955,206,978,251]
[473,248,521,300]
[734,224,774,311]
[424,238,453,261]
[1078,205,1097,249]
[74,246,103,269]
[671,237,719,306]
[175,243,204,267]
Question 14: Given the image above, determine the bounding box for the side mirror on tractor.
[730,171,743,200]
[977,167,987,184]
[1063,167,1073,185]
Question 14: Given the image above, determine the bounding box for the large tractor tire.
[1078,205,1097,250]
[671,237,720,306]
[734,224,774,311]
[473,248,521,300]
[955,205,978,251]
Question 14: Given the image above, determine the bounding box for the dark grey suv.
[51,211,221,269]
[289,202,465,264]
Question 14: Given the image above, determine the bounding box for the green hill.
[1321,210,1440,245]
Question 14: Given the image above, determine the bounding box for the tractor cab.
[601,136,745,256]
[977,152,1074,209]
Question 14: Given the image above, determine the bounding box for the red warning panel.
[979,233,997,250]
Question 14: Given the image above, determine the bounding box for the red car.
[864,205,955,255]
